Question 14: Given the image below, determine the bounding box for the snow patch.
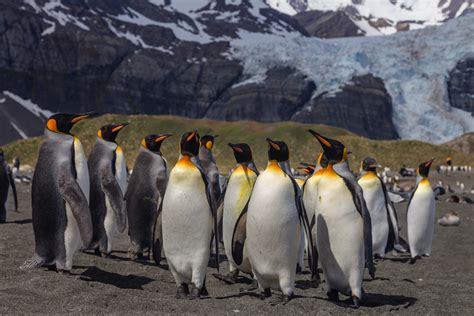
[41,19,56,36]
[10,121,28,139]
[3,91,53,119]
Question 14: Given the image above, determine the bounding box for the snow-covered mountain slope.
[230,14,474,143]
[268,0,474,35]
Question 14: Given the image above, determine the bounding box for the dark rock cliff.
[448,58,474,115]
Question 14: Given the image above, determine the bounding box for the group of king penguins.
[16,112,437,308]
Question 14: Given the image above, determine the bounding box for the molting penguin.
[21,113,95,271]
[162,130,219,299]
[88,123,129,256]
[0,148,18,223]
[213,143,258,284]
[407,158,436,263]
[309,130,375,308]
[246,138,317,304]
[199,135,221,203]
[358,158,406,257]
[126,133,172,262]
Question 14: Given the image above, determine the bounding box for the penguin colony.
[17,113,439,307]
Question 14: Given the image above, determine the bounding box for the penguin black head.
[228,143,253,163]
[266,138,289,162]
[98,122,129,143]
[201,135,218,151]
[418,158,435,178]
[316,152,329,168]
[46,112,98,134]
[180,130,200,156]
[361,157,381,172]
[308,130,348,164]
[141,133,173,152]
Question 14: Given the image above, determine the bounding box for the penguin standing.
[162,130,219,299]
[246,138,317,304]
[21,113,95,271]
[213,143,258,284]
[126,133,172,262]
[0,148,18,223]
[309,130,375,308]
[88,123,128,256]
[199,135,221,203]
[358,158,405,258]
[407,158,436,263]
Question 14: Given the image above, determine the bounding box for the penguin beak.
[369,163,381,169]
[308,130,332,150]
[424,158,435,168]
[71,112,99,124]
[228,143,243,153]
[266,138,280,151]
[111,122,129,133]
[155,133,172,143]
[186,130,198,142]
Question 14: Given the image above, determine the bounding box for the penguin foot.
[327,290,339,302]
[176,284,189,299]
[374,254,384,261]
[188,284,203,300]
[281,294,293,305]
[351,295,360,309]
[212,270,238,284]
[100,252,112,259]
[57,269,72,275]
[239,279,259,293]
[409,256,421,264]
[296,264,303,275]
[20,255,46,270]
[260,288,271,300]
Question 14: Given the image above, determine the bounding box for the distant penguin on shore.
[0,148,18,223]
[126,133,172,262]
[21,113,95,271]
[88,123,129,257]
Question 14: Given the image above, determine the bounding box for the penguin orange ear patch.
[141,138,147,148]
[47,119,58,132]
[205,141,213,150]
[98,129,103,139]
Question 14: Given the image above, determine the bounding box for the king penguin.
[88,123,129,256]
[246,138,317,304]
[162,130,219,299]
[126,133,172,262]
[0,148,18,223]
[358,158,405,258]
[407,158,436,263]
[309,130,375,308]
[213,143,258,284]
[199,135,221,203]
[21,113,95,271]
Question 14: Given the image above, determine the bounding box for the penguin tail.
[20,255,46,270]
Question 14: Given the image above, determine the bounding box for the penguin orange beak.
[424,158,435,168]
[71,112,99,124]
[266,138,281,151]
[228,143,243,153]
[308,130,332,149]
[155,133,172,143]
[111,122,129,133]
[186,130,198,142]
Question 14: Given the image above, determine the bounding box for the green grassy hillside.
[4,114,473,173]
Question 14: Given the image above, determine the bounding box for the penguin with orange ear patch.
[126,133,172,262]
[407,158,436,263]
[88,123,129,257]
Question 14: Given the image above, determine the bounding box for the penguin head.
[97,123,129,143]
[180,130,200,156]
[316,152,329,168]
[228,143,253,163]
[266,138,289,162]
[201,135,218,151]
[418,158,435,178]
[46,112,97,134]
[299,162,315,175]
[308,130,348,164]
[361,157,381,172]
[141,133,172,152]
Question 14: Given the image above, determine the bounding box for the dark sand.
[0,172,473,314]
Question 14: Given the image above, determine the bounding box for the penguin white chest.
[247,164,300,292]
[115,147,128,194]
[407,179,435,257]
[222,166,256,271]
[74,138,90,202]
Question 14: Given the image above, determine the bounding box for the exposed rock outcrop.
[448,58,474,115]
[293,10,363,38]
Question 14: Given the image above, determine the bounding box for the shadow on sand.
[79,266,154,290]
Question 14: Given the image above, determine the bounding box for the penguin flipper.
[7,166,18,211]
[101,170,127,233]
[334,163,375,278]
[58,172,93,247]
[152,168,168,265]
[231,206,248,266]
[378,177,403,252]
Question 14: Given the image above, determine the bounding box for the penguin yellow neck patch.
[267,160,282,173]
[176,155,195,168]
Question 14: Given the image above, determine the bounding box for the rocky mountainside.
[445,132,474,154]
[0,0,472,145]
[269,0,474,37]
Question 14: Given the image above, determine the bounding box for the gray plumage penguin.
[407,158,436,264]
[199,135,221,203]
[21,113,95,271]
[162,130,219,299]
[358,158,406,258]
[246,138,317,305]
[213,143,258,286]
[125,133,172,262]
[88,123,129,257]
[0,148,18,223]
[309,130,375,308]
